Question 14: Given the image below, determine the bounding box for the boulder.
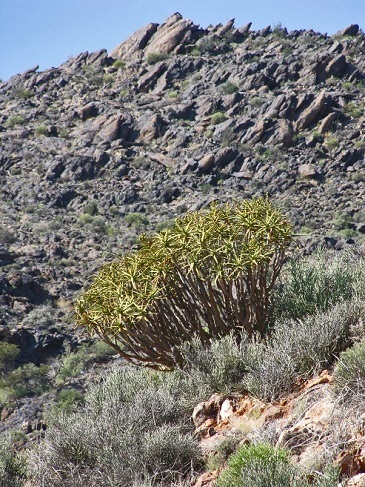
[144,13,197,55]
[296,91,326,130]
[298,164,317,178]
[110,23,158,60]
[335,24,359,37]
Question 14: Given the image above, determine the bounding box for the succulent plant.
[75,198,293,369]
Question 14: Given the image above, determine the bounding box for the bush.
[0,343,19,370]
[326,136,339,151]
[216,443,297,487]
[210,112,228,125]
[84,200,98,216]
[0,225,17,244]
[146,52,168,65]
[344,101,363,118]
[274,248,363,321]
[243,300,361,401]
[0,434,27,487]
[333,340,365,400]
[216,443,339,487]
[27,366,200,486]
[113,59,126,69]
[6,116,25,127]
[220,81,239,94]
[35,125,48,136]
[0,363,50,399]
[179,332,248,394]
[54,389,85,413]
[54,341,113,386]
[76,199,292,369]
[125,212,149,227]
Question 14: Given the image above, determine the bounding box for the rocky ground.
[0,12,364,482]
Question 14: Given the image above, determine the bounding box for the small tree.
[75,199,292,369]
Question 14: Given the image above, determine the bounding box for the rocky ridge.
[0,12,364,464]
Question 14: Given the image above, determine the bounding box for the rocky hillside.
[0,13,364,442]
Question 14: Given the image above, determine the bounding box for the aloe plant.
[75,198,292,369]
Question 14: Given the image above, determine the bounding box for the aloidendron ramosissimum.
[75,198,293,369]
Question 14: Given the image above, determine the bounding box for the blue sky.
[1,0,364,81]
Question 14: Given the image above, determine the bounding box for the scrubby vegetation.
[1,244,363,486]
[216,443,339,487]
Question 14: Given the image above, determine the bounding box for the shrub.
[84,199,98,216]
[146,52,168,65]
[220,81,239,94]
[243,300,361,401]
[326,136,339,151]
[22,304,56,329]
[0,363,50,399]
[35,125,48,136]
[55,346,89,386]
[0,225,17,244]
[27,366,200,486]
[125,212,149,227]
[216,443,339,487]
[210,112,228,125]
[113,59,126,69]
[344,101,363,118]
[0,343,19,370]
[75,199,292,369]
[216,443,295,487]
[54,389,85,413]
[333,340,365,400]
[274,248,363,321]
[6,116,25,127]
[0,434,27,487]
[179,332,249,394]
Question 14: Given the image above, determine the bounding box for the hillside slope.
[0,14,364,462]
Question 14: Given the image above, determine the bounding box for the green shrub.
[84,200,98,216]
[216,443,295,487]
[210,112,228,125]
[168,90,179,98]
[274,248,363,320]
[179,332,248,394]
[344,101,363,118]
[0,363,50,400]
[146,52,168,65]
[220,81,239,94]
[250,96,264,108]
[0,343,19,370]
[27,366,200,486]
[326,136,339,151]
[216,443,339,487]
[125,212,149,227]
[76,199,292,369]
[103,74,114,84]
[55,345,90,385]
[0,434,27,486]
[22,304,56,329]
[333,340,365,400]
[0,225,17,244]
[113,59,126,69]
[54,389,85,413]
[35,125,48,136]
[6,116,25,127]
[243,300,361,401]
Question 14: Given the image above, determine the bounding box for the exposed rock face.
[110,22,159,60]
[144,13,199,55]
[111,13,201,60]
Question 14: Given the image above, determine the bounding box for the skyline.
[1,0,364,81]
